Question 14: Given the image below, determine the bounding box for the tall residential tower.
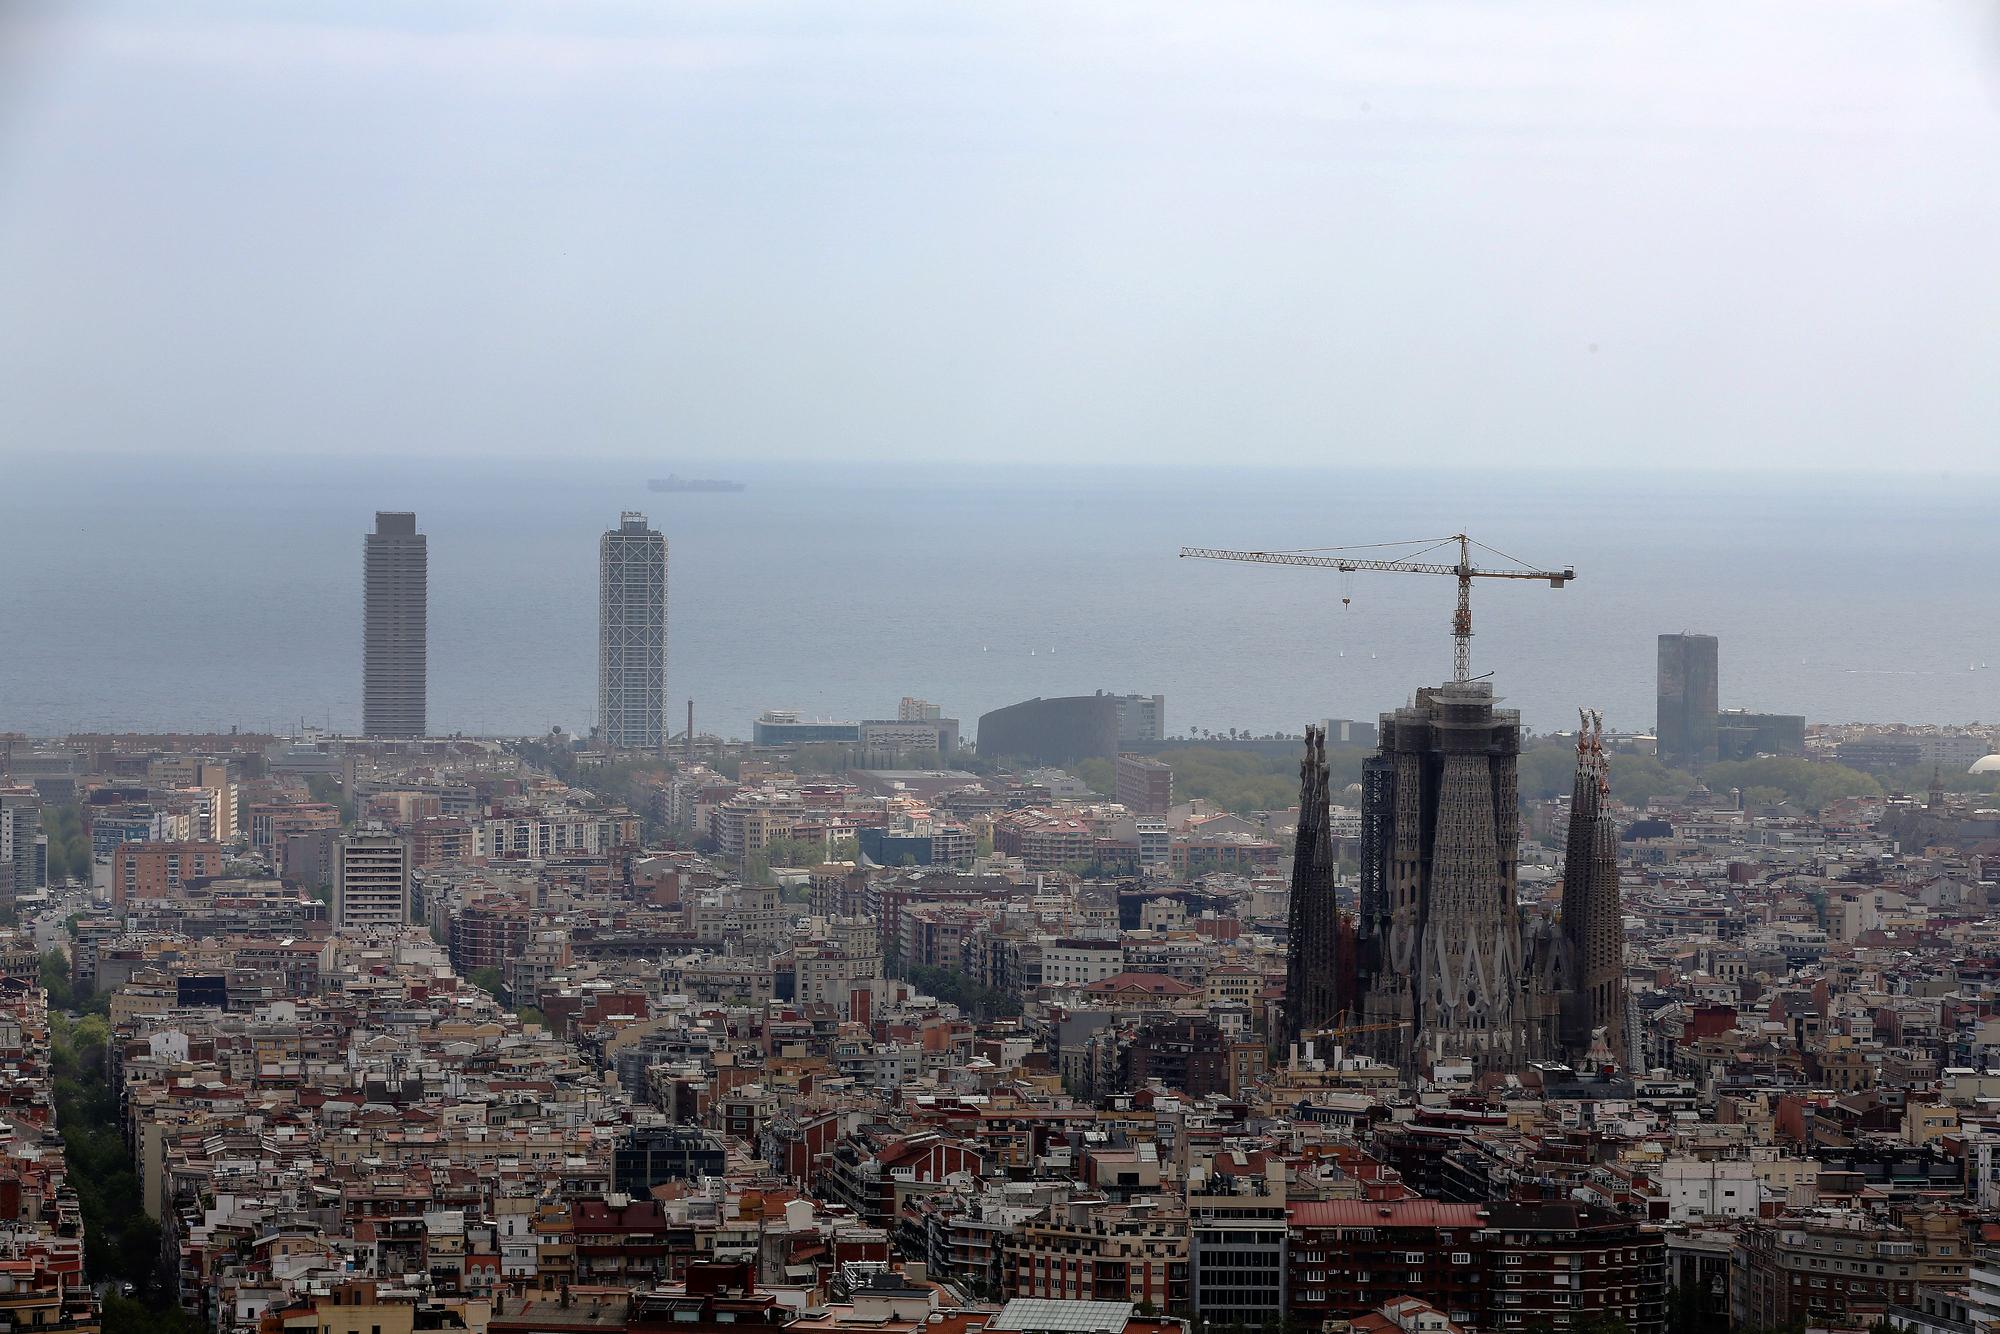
[334,831,411,932]
[362,511,427,737]
[599,512,669,750]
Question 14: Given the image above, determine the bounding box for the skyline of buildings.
[345,506,1192,758]
[10,635,2000,1334]
[332,509,1858,769]
[11,12,1999,1326]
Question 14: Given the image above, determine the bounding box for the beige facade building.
[334,832,411,931]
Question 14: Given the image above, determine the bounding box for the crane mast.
[1179,532,1574,682]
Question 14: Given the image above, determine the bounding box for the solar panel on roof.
[990,1299,1137,1334]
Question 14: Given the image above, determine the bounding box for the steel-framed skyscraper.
[598,512,668,751]
[363,511,427,738]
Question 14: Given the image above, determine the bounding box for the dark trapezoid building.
[976,695,1120,765]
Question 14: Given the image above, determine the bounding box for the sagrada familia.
[1285,681,1628,1077]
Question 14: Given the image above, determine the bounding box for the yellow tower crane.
[1179,532,1575,683]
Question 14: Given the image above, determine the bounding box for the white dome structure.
[1969,754,2000,775]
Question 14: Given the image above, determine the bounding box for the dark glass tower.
[1656,632,1719,769]
[363,512,427,738]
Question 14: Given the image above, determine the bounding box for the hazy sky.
[4,1,1999,470]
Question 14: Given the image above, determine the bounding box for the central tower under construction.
[1324,681,1631,1078]
[1354,681,1527,1073]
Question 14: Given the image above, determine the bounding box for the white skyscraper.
[598,512,668,750]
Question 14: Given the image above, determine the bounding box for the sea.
[3,452,1997,743]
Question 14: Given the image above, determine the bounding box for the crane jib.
[1178,539,1575,682]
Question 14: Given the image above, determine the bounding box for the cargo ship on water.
[649,474,747,493]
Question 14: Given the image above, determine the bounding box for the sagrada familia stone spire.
[1559,710,1628,1067]
[1283,725,1348,1048]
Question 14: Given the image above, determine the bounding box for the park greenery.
[41,949,85,1013]
[1897,764,2000,797]
[513,735,581,782]
[906,963,1022,1021]
[1515,744,1696,810]
[1077,747,1365,815]
[44,804,92,883]
[761,835,859,868]
[1513,742,1898,817]
[50,1003,208,1334]
[50,1013,154,1295]
[742,835,862,897]
[518,737,668,798]
[303,773,355,825]
[1068,736,1912,821]
[1701,757,1881,813]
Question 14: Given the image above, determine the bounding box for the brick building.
[1733,1213,1923,1329]
[450,896,534,972]
[1113,754,1174,816]
[113,841,223,905]
[1006,1196,1189,1309]
[1121,1017,1227,1097]
[412,817,479,868]
[1286,1200,1667,1334]
[248,802,341,854]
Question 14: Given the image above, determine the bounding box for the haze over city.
[7,1,2000,472]
[7,9,2000,1334]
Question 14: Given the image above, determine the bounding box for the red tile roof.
[1288,1200,1487,1228]
[1085,972,1200,996]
